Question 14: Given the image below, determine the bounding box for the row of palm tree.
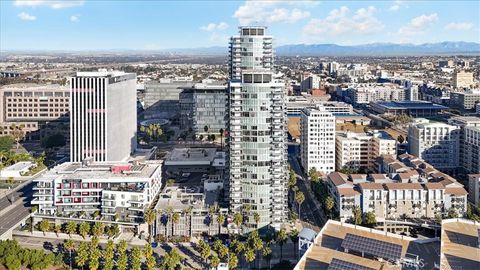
[63,238,182,270]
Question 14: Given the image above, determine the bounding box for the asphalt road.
[0,179,35,237]
[0,201,32,236]
[288,145,326,228]
[0,179,35,210]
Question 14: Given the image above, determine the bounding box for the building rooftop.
[440,219,480,270]
[164,148,221,166]
[373,101,448,110]
[1,161,35,172]
[295,220,439,270]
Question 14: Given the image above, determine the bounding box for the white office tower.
[408,119,460,171]
[70,71,137,162]
[228,26,288,230]
[300,105,336,175]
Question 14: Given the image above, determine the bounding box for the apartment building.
[408,119,460,171]
[70,71,137,162]
[335,131,397,171]
[468,174,480,206]
[300,73,321,92]
[345,83,406,104]
[299,105,336,175]
[327,155,468,222]
[286,98,352,115]
[32,160,163,224]
[450,90,480,111]
[179,83,227,135]
[0,83,69,139]
[448,116,480,174]
[452,71,474,89]
[228,26,288,229]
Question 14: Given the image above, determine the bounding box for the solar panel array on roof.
[341,233,402,261]
[327,258,376,270]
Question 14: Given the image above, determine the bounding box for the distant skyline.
[1,0,479,51]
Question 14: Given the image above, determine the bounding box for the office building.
[228,26,288,229]
[345,83,406,104]
[408,119,460,171]
[70,71,137,162]
[300,105,336,175]
[452,71,474,89]
[300,74,321,92]
[32,160,163,223]
[144,79,195,119]
[179,83,227,135]
[0,83,69,139]
[450,90,480,111]
[335,131,397,171]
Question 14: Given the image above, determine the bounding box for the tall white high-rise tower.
[228,26,288,230]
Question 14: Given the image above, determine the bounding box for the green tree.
[54,224,62,236]
[262,246,273,269]
[276,228,288,261]
[353,206,362,225]
[290,229,299,259]
[103,240,115,270]
[10,124,25,149]
[364,212,377,226]
[91,222,104,237]
[144,208,157,239]
[233,212,243,228]
[76,242,89,270]
[66,221,77,236]
[64,239,75,269]
[116,241,128,270]
[204,125,209,133]
[172,212,180,236]
[39,219,50,235]
[397,135,405,144]
[79,222,90,239]
[88,247,101,270]
[41,133,66,148]
[210,255,220,269]
[130,247,142,270]
[244,247,256,265]
[228,252,238,270]
[216,213,225,234]
[325,196,335,218]
[295,191,305,219]
[253,212,261,228]
[161,248,182,270]
[447,208,459,218]
[0,136,14,151]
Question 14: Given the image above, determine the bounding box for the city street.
[288,144,327,228]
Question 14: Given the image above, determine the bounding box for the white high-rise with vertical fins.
[227,26,288,230]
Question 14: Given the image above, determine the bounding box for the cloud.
[70,15,80,22]
[233,1,313,25]
[14,0,85,9]
[389,1,406,11]
[18,12,36,21]
[303,6,384,37]
[444,22,473,31]
[398,13,438,36]
[200,22,229,32]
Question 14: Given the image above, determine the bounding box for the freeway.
[288,144,327,228]
[0,179,35,212]
[0,203,31,237]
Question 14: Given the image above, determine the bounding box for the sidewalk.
[13,230,149,245]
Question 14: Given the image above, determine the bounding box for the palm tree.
[162,248,182,270]
[295,191,305,219]
[183,206,193,237]
[228,252,239,270]
[76,242,89,270]
[10,124,25,149]
[290,229,299,260]
[253,212,260,228]
[233,212,243,232]
[219,128,224,150]
[325,196,335,218]
[216,213,225,234]
[39,219,50,235]
[64,239,75,269]
[276,228,288,261]
[244,247,256,267]
[66,221,77,237]
[103,240,115,270]
[197,240,211,265]
[172,212,180,236]
[79,222,90,239]
[262,246,272,269]
[130,247,142,270]
[164,206,173,240]
[143,208,156,239]
[210,255,220,269]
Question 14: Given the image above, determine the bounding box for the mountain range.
[164,41,480,56]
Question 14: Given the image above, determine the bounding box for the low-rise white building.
[0,161,36,178]
[32,160,163,223]
[300,105,336,175]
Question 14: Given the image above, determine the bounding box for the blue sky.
[1,0,479,50]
